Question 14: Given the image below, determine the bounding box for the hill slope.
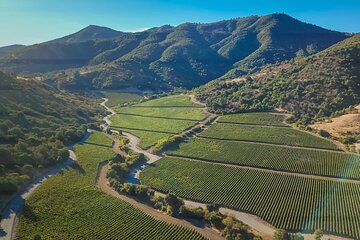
[0,71,101,200]
[0,44,25,57]
[0,14,347,90]
[50,25,125,44]
[195,33,360,123]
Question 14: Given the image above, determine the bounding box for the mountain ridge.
[0,13,349,90]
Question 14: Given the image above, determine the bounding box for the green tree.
[273,229,289,240]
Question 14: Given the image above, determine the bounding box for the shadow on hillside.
[69,162,86,174]
[83,142,112,148]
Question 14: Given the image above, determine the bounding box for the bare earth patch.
[310,105,360,138]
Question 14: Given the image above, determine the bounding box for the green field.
[109,95,206,148]
[102,91,142,107]
[134,95,201,107]
[200,123,339,150]
[17,132,206,240]
[140,157,360,239]
[218,113,287,126]
[111,114,195,134]
[115,107,206,121]
[168,138,360,179]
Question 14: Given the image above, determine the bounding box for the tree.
[58,148,70,162]
[273,229,289,240]
[164,193,184,216]
[319,129,331,138]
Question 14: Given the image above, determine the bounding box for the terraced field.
[17,132,206,240]
[140,157,360,239]
[109,95,206,148]
[111,114,195,133]
[101,91,142,107]
[168,138,360,178]
[115,107,206,121]
[217,112,287,126]
[134,95,202,107]
[200,123,339,150]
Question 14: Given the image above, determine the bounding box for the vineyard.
[200,123,339,150]
[115,107,206,121]
[16,132,206,240]
[218,112,287,126]
[140,157,360,239]
[134,95,202,107]
[109,94,207,148]
[168,138,360,178]
[101,91,143,107]
[110,114,195,133]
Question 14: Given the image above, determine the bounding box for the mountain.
[0,26,125,73]
[0,13,348,90]
[0,44,25,57]
[0,71,102,196]
[49,25,126,44]
[194,33,360,124]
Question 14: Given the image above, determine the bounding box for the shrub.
[273,229,290,240]
[319,129,331,138]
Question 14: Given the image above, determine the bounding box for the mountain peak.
[50,25,125,44]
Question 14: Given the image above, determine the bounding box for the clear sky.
[1,0,359,47]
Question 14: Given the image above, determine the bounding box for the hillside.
[0,26,125,73]
[0,13,347,90]
[195,33,360,124]
[49,25,126,44]
[0,71,102,203]
[0,44,25,57]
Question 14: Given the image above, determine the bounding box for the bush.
[152,135,184,153]
[179,206,205,219]
[164,193,184,217]
[273,229,289,240]
[319,129,331,138]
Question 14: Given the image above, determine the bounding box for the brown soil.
[310,105,360,139]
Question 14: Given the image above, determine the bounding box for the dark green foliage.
[195,34,360,123]
[319,129,331,138]
[179,206,205,220]
[273,229,289,240]
[0,71,101,195]
[164,193,184,217]
[152,134,185,153]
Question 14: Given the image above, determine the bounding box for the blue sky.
[1,0,359,47]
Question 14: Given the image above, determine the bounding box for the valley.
[0,8,359,240]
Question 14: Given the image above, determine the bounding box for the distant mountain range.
[0,13,349,90]
[195,33,360,123]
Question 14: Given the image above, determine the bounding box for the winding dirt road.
[0,131,91,240]
[96,161,224,240]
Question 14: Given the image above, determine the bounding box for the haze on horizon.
[1,0,360,47]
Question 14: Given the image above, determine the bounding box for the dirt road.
[96,161,224,240]
[0,131,91,240]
